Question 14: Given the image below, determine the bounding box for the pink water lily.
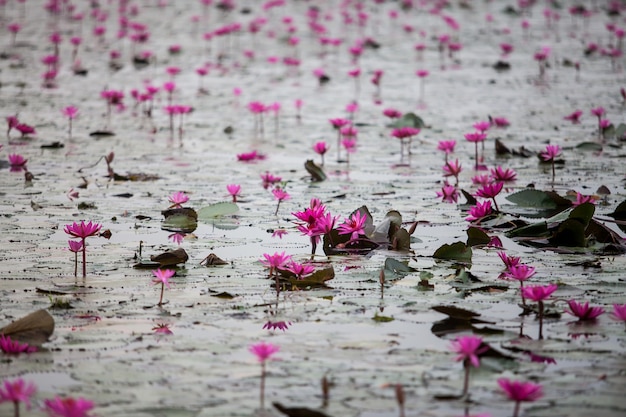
[498,378,543,417]
[0,378,36,417]
[272,188,290,215]
[285,261,315,280]
[476,182,503,211]
[465,200,492,223]
[43,396,95,417]
[565,300,604,321]
[168,191,189,208]
[522,283,557,339]
[226,184,241,203]
[505,264,536,305]
[260,252,291,276]
[152,269,175,306]
[436,183,459,204]
[263,321,291,331]
[64,221,102,278]
[0,335,37,355]
[450,335,488,397]
[497,251,521,269]
[337,211,366,241]
[490,166,517,182]
[249,341,280,409]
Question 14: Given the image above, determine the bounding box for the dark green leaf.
[304,160,326,182]
[506,221,549,238]
[384,258,417,276]
[608,199,626,220]
[466,226,491,247]
[575,142,603,151]
[433,242,472,262]
[568,202,595,227]
[549,218,587,247]
[506,189,558,208]
[388,112,425,128]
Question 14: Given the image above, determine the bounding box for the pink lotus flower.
[490,166,517,182]
[450,335,487,368]
[152,269,175,306]
[313,141,329,165]
[464,132,487,143]
[15,123,35,137]
[497,251,521,269]
[383,108,402,119]
[312,212,339,237]
[8,154,27,168]
[250,341,279,362]
[505,264,536,305]
[260,252,291,276]
[476,182,503,210]
[237,150,266,162]
[491,117,510,128]
[168,191,189,208]
[442,159,462,183]
[437,140,456,155]
[43,396,95,417]
[540,144,560,162]
[564,110,583,124]
[64,221,101,240]
[498,378,543,417]
[0,335,37,354]
[573,193,597,206]
[249,341,280,409]
[260,172,281,189]
[436,183,459,204]
[471,174,492,186]
[152,323,173,335]
[473,121,490,133]
[64,221,102,279]
[465,200,492,223]
[522,283,557,302]
[272,188,290,215]
[565,300,604,321]
[337,211,366,241]
[611,303,626,325]
[285,261,315,279]
[263,321,291,331]
[227,184,241,203]
[0,378,36,415]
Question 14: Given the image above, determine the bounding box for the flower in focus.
[522,284,558,302]
[504,264,536,282]
[260,252,291,275]
[285,261,315,280]
[337,211,366,241]
[64,221,102,239]
[565,300,604,321]
[436,183,459,203]
[465,200,493,223]
[490,166,517,182]
[475,182,504,199]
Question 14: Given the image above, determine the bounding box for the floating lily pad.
[389,112,425,129]
[576,142,603,151]
[433,241,472,263]
[466,226,491,247]
[383,257,416,276]
[161,208,198,233]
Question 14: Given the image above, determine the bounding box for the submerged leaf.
[197,202,239,220]
[384,258,417,276]
[278,266,335,287]
[161,208,198,233]
[576,142,603,151]
[372,313,394,323]
[433,242,472,262]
